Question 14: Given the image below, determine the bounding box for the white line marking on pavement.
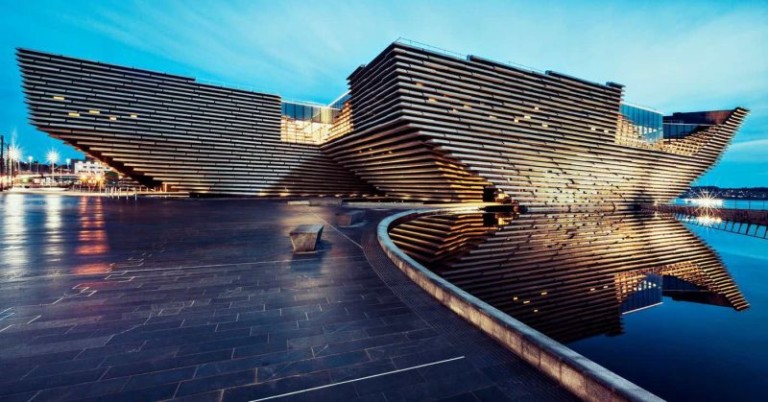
[250,356,465,402]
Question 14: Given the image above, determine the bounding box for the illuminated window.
[514,118,519,123]
[109,116,117,121]
[89,110,100,114]
[590,126,596,131]
[489,115,496,119]
[428,98,437,103]
[523,115,531,119]
[130,114,138,118]
[415,82,424,87]
[53,96,65,101]
[534,106,540,111]
[464,104,471,109]
[68,112,80,117]
[542,123,548,128]
[603,129,610,133]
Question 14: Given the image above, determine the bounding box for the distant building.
[74,160,110,176]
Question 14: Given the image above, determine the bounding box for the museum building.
[18,40,748,208]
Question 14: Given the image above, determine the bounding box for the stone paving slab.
[0,194,575,401]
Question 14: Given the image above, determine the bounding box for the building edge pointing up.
[17,42,748,207]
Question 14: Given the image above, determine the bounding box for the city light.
[8,146,21,162]
[46,151,59,164]
[686,190,724,227]
[46,150,59,164]
[47,150,59,182]
[696,215,723,226]
[7,146,23,183]
[686,196,724,208]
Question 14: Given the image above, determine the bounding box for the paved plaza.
[0,194,574,401]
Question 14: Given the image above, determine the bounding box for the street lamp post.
[47,150,59,185]
[8,146,21,187]
[5,145,13,188]
[0,135,4,191]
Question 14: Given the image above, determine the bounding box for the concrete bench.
[289,224,323,252]
[334,210,365,227]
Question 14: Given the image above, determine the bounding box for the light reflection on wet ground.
[1,194,112,280]
[0,193,574,402]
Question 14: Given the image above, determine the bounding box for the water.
[569,226,767,402]
[391,210,767,401]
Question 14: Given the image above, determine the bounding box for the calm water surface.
[569,226,767,402]
[391,210,767,402]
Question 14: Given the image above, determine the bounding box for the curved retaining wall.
[378,208,664,402]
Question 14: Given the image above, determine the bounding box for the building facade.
[73,160,110,176]
[17,49,373,197]
[18,41,748,207]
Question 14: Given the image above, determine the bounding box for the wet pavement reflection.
[0,194,112,281]
[0,194,575,402]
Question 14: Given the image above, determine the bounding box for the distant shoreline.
[684,186,768,200]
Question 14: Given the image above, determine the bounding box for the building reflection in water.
[390,211,749,343]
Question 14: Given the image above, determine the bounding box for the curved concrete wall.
[378,208,664,402]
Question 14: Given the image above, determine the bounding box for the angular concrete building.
[17,49,373,197]
[18,41,748,207]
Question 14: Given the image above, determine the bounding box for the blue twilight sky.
[1,0,766,186]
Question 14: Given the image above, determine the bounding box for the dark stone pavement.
[0,193,575,401]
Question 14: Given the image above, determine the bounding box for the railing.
[395,37,467,60]
[193,77,281,97]
[647,204,768,239]
[394,37,546,74]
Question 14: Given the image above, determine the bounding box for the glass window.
[620,104,663,143]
